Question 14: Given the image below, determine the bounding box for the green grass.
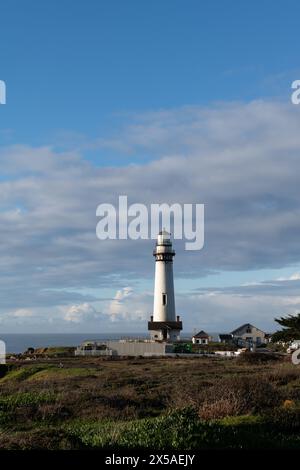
[0,366,49,382]
[65,408,199,449]
[217,414,263,426]
[1,356,300,449]
[64,409,300,449]
[34,347,75,357]
[26,367,97,381]
[0,391,56,410]
[2,410,300,450]
[0,365,97,383]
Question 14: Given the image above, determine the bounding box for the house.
[218,334,233,344]
[192,330,210,345]
[264,333,273,344]
[231,323,267,346]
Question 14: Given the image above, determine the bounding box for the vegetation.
[272,313,300,343]
[0,355,300,449]
[18,347,76,358]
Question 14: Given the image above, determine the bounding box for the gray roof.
[219,334,232,340]
[231,323,266,335]
[193,330,209,338]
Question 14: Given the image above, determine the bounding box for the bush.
[0,366,48,382]
[198,376,281,419]
[65,409,300,450]
[67,408,200,449]
[237,352,281,364]
[0,391,56,411]
[0,365,10,378]
[263,406,300,432]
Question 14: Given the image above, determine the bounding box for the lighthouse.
[148,230,182,342]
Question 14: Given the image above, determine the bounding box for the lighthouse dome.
[157,230,171,246]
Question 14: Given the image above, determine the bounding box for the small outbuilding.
[218,334,233,344]
[192,330,210,345]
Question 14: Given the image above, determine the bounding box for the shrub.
[0,365,10,378]
[65,410,300,450]
[0,366,48,382]
[0,427,78,450]
[199,397,242,420]
[0,391,56,411]
[263,406,300,432]
[66,408,200,449]
[198,376,281,419]
[237,352,281,364]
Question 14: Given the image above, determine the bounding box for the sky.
[1,0,300,334]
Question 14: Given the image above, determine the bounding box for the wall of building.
[149,329,180,342]
[76,340,174,357]
[153,259,176,322]
[107,341,171,356]
[237,327,266,344]
[192,338,208,344]
[231,327,266,346]
[75,349,112,356]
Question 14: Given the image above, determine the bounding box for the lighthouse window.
[162,293,167,306]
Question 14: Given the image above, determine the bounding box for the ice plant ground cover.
[1,354,300,449]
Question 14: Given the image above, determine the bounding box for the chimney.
[177,315,180,322]
[151,315,153,322]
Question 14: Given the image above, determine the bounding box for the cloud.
[176,288,299,333]
[277,272,300,281]
[1,100,300,329]
[107,287,150,322]
[63,303,100,323]
[182,274,300,332]
[10,308,34,318]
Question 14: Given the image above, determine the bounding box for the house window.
[162,293,167,306]
[246,327,252,333]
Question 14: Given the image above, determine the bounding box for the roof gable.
[193,330,209,338]
[231,323,266,335]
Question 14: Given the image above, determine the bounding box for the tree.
[271,313,300,343]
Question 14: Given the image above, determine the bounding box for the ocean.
[0,332,219,354]
[0,333,148,354]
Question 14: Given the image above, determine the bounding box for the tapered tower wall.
[148,231,182,342]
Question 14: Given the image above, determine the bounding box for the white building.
[231,323,267,346]
[75,340,174,357]
[192,330,210,345]
[148,231,182,342]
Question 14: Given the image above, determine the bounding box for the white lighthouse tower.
[148,230,182,342]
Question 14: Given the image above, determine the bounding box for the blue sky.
[1,1,300,333]
[1,0,299,148]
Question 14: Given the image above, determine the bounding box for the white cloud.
[1,100,300,330]
[63,303,100,323]
[277,272,300,281]
[107,287,149,322]
[10,308,34,318]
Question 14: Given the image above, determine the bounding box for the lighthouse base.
[148,320,182,342]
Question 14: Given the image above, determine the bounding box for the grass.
[0,366,49,382]
[0,365,99,383]
[45,409,300,449]
[26,367,98,381]
[0,355,300,449]
[31,347,75,357]
[0,391,56,410]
